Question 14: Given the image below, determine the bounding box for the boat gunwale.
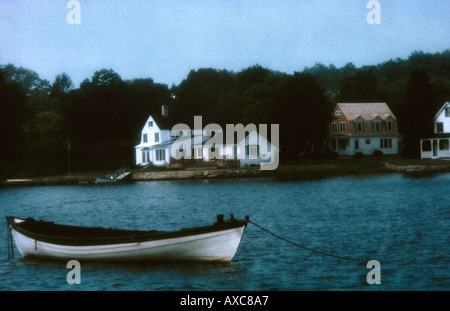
[6,216,248,247]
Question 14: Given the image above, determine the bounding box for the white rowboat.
[6,215,248,263]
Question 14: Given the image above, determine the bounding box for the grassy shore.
[272,157,450,180]
[2,157,450,186]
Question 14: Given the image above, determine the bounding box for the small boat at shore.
[6,214,248,263]
[95,167,132,184]
[95,176,118,184]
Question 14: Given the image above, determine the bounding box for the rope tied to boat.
[248,220,367,264]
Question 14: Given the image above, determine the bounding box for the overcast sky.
[1,0,449,87]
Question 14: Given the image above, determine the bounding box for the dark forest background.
[1,50,449,178]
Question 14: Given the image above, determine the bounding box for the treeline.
[1,50,449,177]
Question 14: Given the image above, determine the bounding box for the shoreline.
[2,158,450,187]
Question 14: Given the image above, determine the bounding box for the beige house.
[328,103,400,156]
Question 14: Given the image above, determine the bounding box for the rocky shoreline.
[0,167,268,187]
[2,159,450,187]
[132,167,266,181]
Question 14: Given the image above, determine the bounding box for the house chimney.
[161,105,168,117]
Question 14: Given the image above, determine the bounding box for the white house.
[328,103,400,156]
[420,102,450,159]
[237,130,277,167]
[134,106,176,166]
[135,106,277,168]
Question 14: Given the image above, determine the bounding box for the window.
[143,134,148,143]
[422,140,431,152]
[356,121,363,133]
[386,120,393,132]
[380,138,392,149]
[335,110,342,116]
[439,140,449,151]
[339,122,346,133]
[246,145,259,158]
[365,139,371,145]
[445,107,450,117]
[155,132,160,143]
[155,149,165,161]
[436,122,444,133]
[148,121,153,127]
[331,122,338,133]
[374,120,381,132]
[354,139,359,150]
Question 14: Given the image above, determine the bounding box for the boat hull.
[9,219,246,263]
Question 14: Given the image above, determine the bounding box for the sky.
[1,0,449,88]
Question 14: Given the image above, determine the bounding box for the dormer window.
[374,120,381,132]
[356,120,363,133]
[386,120,393,132]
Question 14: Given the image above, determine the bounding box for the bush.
[373,150,384,157]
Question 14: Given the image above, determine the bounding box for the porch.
[420,137,450,159]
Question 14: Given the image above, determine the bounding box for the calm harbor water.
[0,174,448,291]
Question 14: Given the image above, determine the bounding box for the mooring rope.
[248,220,366,264]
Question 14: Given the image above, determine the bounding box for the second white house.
[420,102,450,159]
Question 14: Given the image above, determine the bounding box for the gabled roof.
[336,103,396,121]
[433,102,450,120]
[237,131,277,149]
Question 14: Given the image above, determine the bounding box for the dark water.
[0,174,448,291]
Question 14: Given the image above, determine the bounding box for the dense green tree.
[92,69,123,87]
[242,71,332,159]
[0,69,28,176]
[337,67,380,102]
[51,73,74,97]
[171,68,237,125]
[64,69,172,171]
[235,65,273,124]
[0,64,50,95]
[400,68,436,158]
[1,49,449,176]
